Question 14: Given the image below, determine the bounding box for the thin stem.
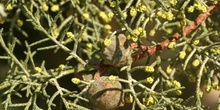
[126,59,146,109]
[0,29,29,77]
[196,57,208,110]
[22,5,87,66]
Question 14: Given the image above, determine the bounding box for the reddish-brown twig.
[94,4,218,79]
[132,4,218,61]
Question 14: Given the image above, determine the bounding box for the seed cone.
[102,34,132,67]
[86,76,124,110]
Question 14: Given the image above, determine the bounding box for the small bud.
[82,13,90,20]
[104,24,111,30]
[143,96,154,106]
[123,12,127,19]
[16,19,23,27]
[188,74,196,82]
[131,36,138,42]
[169,0,177,6]
[125,93,133,103]
[21,75,28,81]
[172,80,181,88]
[205,85,212,93]
[145,66,155,73]
[34,67,42,73]
[137,3,146,12]
[66,32,75,39]
[212,82,219,90]
[108,12,114,19]
[86,43,93,49]
[149,29,156,37]
[166,11,174,21]
[140,16,145,22]
[104,38,111,46]
[42,4,49,11]
[166,65,172,74]
[145,77,154,84]
[168,42,176,49]
[59,64,65,70]
[52,28,59,38]
[187,6,195,13]
[156,11,163,17]
[194,3,207,12]
[192,59,200,67]
[199,91,203,98]
[109,1,116,7]
[71,78,80,84]
[193,39,200,46]
[108,75,117,81]
[130,7,137,17]
[175,90,182,95]
[5,3,13,11]
[99,11,110,23]
[179,51,186,60]
[133,28,140,36]
[51,4,59,12]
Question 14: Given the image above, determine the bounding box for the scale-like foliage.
[0,0,220,110]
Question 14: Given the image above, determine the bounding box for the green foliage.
[0,0,220,110]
